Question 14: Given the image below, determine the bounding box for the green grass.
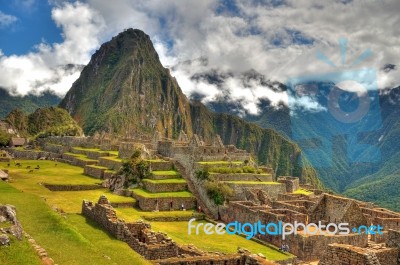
[150,220,293,261]
[99,156,123,162]
[223,181,280,185]
[0,181,150,265]
[64,152,98,162]
[151,170,179,176]
[0,161,133,213]
[142,178,186,184]
[132,188,193,198]
[1,161,100,188]
[71,147,119,157]
[293,188,313,195]
[198,161,243,165]
[0,236,42,265]
[116,208,196,221]
[210,172,272,176]
[86,165,108,170]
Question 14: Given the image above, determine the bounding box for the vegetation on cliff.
[4,107,83,140]
[0,88,61,119]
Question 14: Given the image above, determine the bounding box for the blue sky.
[0,0,399,115]
[0,0,62,55]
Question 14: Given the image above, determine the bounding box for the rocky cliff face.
[60,29,192,138]
[59,29,321,187]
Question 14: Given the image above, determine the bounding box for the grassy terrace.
[0,236,42,265]
[142,178,186,184]
[293,188,313,195]
[0,160,293,263]
[198,161,243,165]
[151,170,179,176]
[116,208,196,221]
[1,161,100,187]
[209,172,272,176]
[71,147,119,156]
[99,156,123,162]
[0,181,150,265]
[223,181,281,185]
[63,152,98,162]
[150,220,293,261]
[131,188,193,198]
[86,165,109,170]
[0,161,134,213]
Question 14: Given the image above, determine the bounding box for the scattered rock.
[257,253,266,259]
[0,234,10,246]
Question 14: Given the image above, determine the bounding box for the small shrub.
[205,181,233,205]
[233,167,243,174]
[195,169,210,180]
[243,166,256,173]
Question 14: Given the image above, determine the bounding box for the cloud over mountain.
[0,0,399,114]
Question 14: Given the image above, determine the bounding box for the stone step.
[84,165,108,179]
[211,173,273,182]
[147,170,181,180]
[142,179,188,193]
[131,188,196,211]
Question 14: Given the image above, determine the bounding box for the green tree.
[118,149,150,188]
[0,130,11,146]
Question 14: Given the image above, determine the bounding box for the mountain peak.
[60,28,191,138]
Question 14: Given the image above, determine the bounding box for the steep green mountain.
[59,29,321,188]
[5,107,83,138]
[60,29,193,138]
[0,88,61,119]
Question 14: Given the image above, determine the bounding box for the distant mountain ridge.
[0,88,62,119]
[59,28,321,187]
[199,69,400,211]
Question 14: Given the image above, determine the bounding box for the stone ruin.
[7,133,400,264]
[220,191,400,263]
[82,195,276,265]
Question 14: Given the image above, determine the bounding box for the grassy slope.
[1,160,292,262]
[0,181,150,265]
[0,227,42,265]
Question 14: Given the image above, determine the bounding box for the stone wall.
[7,149,61,160]
[212,173,273,182]
[142,180,187,193]
[84,165,107,179]
[42,143,69,154]
[277,177,300,193]
[104,170,116,179]
[225,182,286,201]
[220,201,369,261]
[132,194,196,211]
[44,184,102,191]
[98,157,122,170]
[387,230,400,248]
[309,194,368,229]
[81,196,269,263]
[81,196,182,260]
[149,161,174,171]
[318,243,398,265]
[319,244,379,265]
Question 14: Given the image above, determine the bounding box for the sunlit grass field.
[0,160,293,262]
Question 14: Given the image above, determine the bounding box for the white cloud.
[0,0,399,115]
[0,2,104,96]
[0,11,18,28]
